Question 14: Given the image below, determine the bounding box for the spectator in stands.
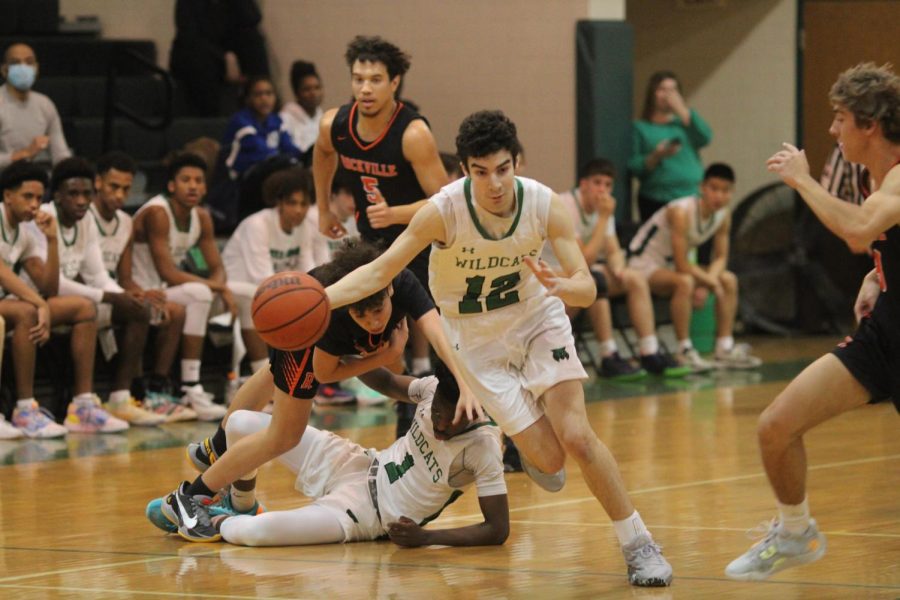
[543,158,690,378]
[629,71,712,222]
[0,43,71,169]
[169,0,270,116]
[222,76,302,181]
[627,163,761,371]
[281,60,324,166]
[221,167,329,385]
[0,161,100,438]
[32,158,136,433]
[131,153,234,421]
[90,152,195,424]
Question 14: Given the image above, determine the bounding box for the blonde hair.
[829,62,900,144]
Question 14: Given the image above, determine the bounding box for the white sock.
[638,335,659,356]
[411,357,431,375]
[778,497,811,535]
[16,398,36,410]
[73,393,94,405]
[181,359,201,384]
[716,336,734,354]
[678,339,693,352]
[108,390,130,406]
[249,358,269,374]
[613,510,650,546]
[599,339,618,357]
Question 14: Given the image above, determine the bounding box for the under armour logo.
[551,347,570,362]
[461,246,475,254]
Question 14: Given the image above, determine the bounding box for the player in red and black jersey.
[726,63,900,581]
[151,240,467,543]
[313,36,449,400]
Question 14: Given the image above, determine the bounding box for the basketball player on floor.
[726,63,900,580]
[313,36,449,433]
[147,361,509,549]
[131,153,234,421]
[157,240,478,542]
[90,151,194,423]
[323,111,672,587]
[0,161,98,439]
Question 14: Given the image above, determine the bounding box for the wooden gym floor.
[0,336,898,599]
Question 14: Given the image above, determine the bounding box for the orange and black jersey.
[269,268,434,399]
[867,160,900,319]
[331,101,428,245]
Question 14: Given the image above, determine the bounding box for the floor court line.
[0,584,291,600]
[438,452,900,523]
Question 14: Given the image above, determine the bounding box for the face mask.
[6,64,36,91]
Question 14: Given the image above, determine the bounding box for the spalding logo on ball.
[252,272,331,351]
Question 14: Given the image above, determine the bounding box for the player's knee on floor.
[225,409,272,445]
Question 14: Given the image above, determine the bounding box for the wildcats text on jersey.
[407,417,445,483]
[340,155,398,178]
[454,248,539,271]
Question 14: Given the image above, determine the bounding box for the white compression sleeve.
[220,505,345,546]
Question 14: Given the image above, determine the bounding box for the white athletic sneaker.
[0,414,23,440]
[622,533,673,587]
[12,401,67,439]
[715,343,763,370]
[105,398,166,426]
[725,519,826,581]
[181,385,226,421]
[679,348,714,373]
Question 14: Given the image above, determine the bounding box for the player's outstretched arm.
[325,203,444,309]
[533,194,596,308]
[416,310,483,423]
[387,494,509,547]
[768,143,900,252]
[356,368,417,403]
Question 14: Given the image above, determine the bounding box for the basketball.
[251,272,331,351]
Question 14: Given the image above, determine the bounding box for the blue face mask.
[6,64,36,91]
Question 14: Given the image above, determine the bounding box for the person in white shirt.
[627,163,761,370]
[279,60,323,166]
[90,152,195,424]
[0,161,96,439]
[131,153,236,421]
[222,167,329,377]
[39,158,137,433]
[542,158,689,379]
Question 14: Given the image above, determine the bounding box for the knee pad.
[181,282,214,305]
[225,409,272,444]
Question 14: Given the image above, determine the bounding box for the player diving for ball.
[147,361,509,548]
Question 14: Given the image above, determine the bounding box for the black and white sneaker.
[162,481,221,542]
[186,436,220,473]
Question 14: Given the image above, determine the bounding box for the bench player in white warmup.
[323,110,673,587]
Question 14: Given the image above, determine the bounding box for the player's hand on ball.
[766,143,810,188]
[388,516,428,547]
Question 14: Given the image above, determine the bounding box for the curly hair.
[0,159,48,192]
[316,238,390,314]
[455,110,521,167]
[345,36,411,80]
[262,167,314,207]
[830,62,900,144]
[50,157,95,194]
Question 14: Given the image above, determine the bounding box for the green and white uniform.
[219,377,505,544]
[428,176,587,436]
[541,187,615,269]
[627,195,727,277]
[131,194,201,289]
[88,204,133,278]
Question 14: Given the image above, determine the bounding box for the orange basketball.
[252,272,331,351]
